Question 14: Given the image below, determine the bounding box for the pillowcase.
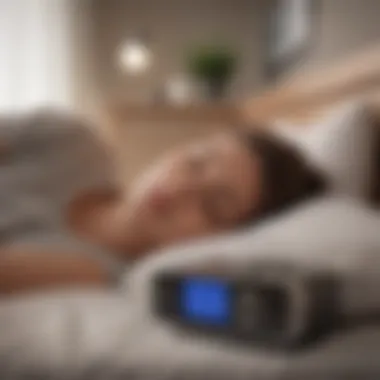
[127,195,380,319]
[273,101,378,201]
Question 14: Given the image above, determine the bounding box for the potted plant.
[187,44,238,100]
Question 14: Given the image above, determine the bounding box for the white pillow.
[273,101,378,201]
[128,196,380,319]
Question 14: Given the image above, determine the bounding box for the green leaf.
[186,44,238,85]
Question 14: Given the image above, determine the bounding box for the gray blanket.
[0,108,117,246]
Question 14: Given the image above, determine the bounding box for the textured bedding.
[0,109,380,380]
[1,289,380,380]
[0,109,117,246]
[0,198,379,380]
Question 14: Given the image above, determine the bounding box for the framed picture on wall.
[265,0,319,81]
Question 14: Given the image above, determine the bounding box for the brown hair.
[237,129,327,220]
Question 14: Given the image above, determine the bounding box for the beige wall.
[90,0,268,103]
[285,0,380,78]
[312,0,380,66]
[83,0,380,104]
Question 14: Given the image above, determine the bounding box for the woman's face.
[127,132,263,248]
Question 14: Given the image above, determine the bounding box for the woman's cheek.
[168,208,211,241]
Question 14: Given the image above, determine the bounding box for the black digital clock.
[152,261,340,350]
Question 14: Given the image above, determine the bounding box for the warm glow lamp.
[118,37,152,75]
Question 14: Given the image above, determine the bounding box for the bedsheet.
[0,290,380,380]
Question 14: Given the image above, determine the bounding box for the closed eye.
[201,186,238,227]
[187,155,205,172]
[186,150,211,174]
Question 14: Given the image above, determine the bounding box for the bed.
[0,45,380,380]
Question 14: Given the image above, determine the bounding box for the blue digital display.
[180,277,231,326]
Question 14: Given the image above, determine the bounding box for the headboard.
[241,44,380,125]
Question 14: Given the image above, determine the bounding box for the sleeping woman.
[0,110,325,296]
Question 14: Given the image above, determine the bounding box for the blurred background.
[1,0,380,179]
